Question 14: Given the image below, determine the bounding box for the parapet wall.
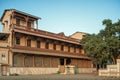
[99,59,120,77]
[10,67,59,75]
[9,67,96,75]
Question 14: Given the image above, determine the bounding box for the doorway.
[60,58,64,65]
[66,58,71,65]
[60,58,71,65]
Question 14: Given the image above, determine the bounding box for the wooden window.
[61,45,64,51]
[16,19,20,26]
[27,22,31,29]
[53,44,56,50]
[37,41,40,48]
[34,56,43,67]
[51,58,58,67]
[13,54,23,67]
[2,23,5,30]
[5,21,8,27]
[24,55,33,67]
[43,57,50,67]
[15,37,20,45]
[27,39,31,47]
[79,48,81,54]
[74,47,76,53]
[68,46,70,52]
[1,54,6,61]
[45,42,49,49]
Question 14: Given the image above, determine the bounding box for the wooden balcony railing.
[11,24,80,44]
[13,45,88,58]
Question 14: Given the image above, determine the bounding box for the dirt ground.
[0,74,120,80]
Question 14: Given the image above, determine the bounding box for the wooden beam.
[23,54,25,67]
[12,31,15,47]
[33,55,35,67]
[50,57,52,67]
[42,57,44,67]
[36,20,38,31]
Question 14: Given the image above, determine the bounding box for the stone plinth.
[64,65,75,74]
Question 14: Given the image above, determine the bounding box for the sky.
[0,0,120,36]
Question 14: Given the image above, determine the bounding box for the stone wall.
[77,68,96,73]
[99,59,120,77]
[9,67,96,75]
[10,67,59,75]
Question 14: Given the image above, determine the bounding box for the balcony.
[12,45,89,59]
[11,24,80,45]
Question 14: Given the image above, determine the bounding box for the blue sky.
[0,0,120,36]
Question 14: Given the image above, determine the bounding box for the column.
[25,16,28,29]
[22,54,25,67]
[64,58,66,66]
[36,20,38,31]
[11,11,14,29]
[9,52,13,66]
[33,55,35,67]
[12,31,15,47]
[42,57,44,67]
[50,57,52,67]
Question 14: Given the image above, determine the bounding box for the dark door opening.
[60,58,64,65]
[66,58,71,65]
[60,58,71,65]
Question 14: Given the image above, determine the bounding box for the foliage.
[81,34,108,66]
[57,70,61,74]
[80,19,120,67]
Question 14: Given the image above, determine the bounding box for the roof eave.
[13,9,41,19]
[0,9,42,22]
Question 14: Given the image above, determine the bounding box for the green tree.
[81,34,108,68]
[81,19,120,68]
[99,19,120,64]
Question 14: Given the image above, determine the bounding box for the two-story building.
[0,9,94,75]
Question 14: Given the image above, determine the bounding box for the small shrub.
[57,70,61,74]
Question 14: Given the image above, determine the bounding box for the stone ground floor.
[0,74,119,80]
[0,52,94,76]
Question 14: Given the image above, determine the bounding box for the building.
[70,32,88,54]
[0,9,94,75]
[70,31,87,40]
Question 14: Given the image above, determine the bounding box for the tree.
[81,34,108,69]
[99,19,120,64]
[81,19,120,68]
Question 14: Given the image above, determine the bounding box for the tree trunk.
[111,55,116,64]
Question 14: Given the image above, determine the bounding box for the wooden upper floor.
[0,9,80,44]
[0,9,40,33]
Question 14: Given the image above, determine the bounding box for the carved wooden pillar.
[33,55,35,67]
[9,51,13,66]
[24,35,27,46]
[23,54,25,67]
[42,57,44,67]
[36,20,38,31]
[11,11,14,28]
[12,31,15,47]
[64,58,66,66]
[50,57,52,67]
[25,16,28,29]
[74,47,76,54]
